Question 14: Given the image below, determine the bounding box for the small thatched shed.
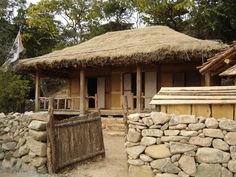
[199,41,236,86]
[16,26,227,115]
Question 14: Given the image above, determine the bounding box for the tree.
[0,70,30,113]
[0,0,26,64]
[86,0,134,39]
[187,0,236,42]
[132,0,192,31]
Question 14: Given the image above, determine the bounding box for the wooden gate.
[47,100,105,173]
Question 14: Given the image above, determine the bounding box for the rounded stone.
[205,118,218,128]
[178,155,196,176]
[212,139,229,151]
[228,160,236,173]
[196,148,230,163]
[145,144,171,159]
[140,137,156,146]
[219,119,236,132]
[225,132,236,145]
[140,154,153,162]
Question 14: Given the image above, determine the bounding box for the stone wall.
[0,112,48,174]
[126,112,236,177]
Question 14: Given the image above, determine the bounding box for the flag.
[3,30,24,66]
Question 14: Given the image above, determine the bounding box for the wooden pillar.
[120,73,123,107]
[234,76,236,86]
[80,68,85,115]
[205,72,212,86]
[136,65,142,113]
[35,72,40,112]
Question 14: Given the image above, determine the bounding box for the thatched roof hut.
[16,26,226,73]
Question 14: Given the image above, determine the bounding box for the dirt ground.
[0,133,128,177]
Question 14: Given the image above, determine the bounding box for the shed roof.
[17,26,226,73]
[199,42,236,76]
[220,64,236,76]
[150,86,236,105]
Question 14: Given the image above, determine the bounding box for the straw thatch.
[199,41,236,76]
[220,64,236,76]
[16,26,227,73]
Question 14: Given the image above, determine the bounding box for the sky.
[27,0,40,5]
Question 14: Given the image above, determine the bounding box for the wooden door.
[123,73,132,108]
[145,72,157,109]
[97,77,105,109]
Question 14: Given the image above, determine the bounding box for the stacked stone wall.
[0,112,47,174]
[126,112,236,177]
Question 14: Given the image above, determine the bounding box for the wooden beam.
[205,72,212,86]
[80,69,86,115]
[35,72,40,112]
[136,65,142,113]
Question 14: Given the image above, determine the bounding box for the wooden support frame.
[136,65,142,113]
[35,72,40,112]
[205,72,212,86]
[80,69,86,115]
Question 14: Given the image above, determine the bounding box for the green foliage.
[187,0,236,42]
[85,0,133,40]
[132,0,192,31]
[132,0,236,42]
[0,70,30,113]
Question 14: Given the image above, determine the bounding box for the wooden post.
[234,76,236,86]
[205,72,212,86]
[35,72,40,112]
[130,93,134,110]
[122,95,129,134]
[95,94,99,112]
[47,97,56,173]
[80,68,86,115]
[120,73,123,107]
[136,65,142,113]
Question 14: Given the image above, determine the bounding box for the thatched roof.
[220,64,236,76]
[199,41,236,76]
[16,26,227,73]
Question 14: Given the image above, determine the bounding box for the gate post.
[47,98,56,173]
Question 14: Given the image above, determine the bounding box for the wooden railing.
[39,97,80,111]
[85,94,98,110]
[38,93,152,111]
[127,93,153,110]
[38,95,98,111]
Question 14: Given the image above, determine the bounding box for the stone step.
[106,124,125,132]
[104,130,125,137]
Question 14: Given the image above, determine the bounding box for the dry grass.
[17,26,227,72]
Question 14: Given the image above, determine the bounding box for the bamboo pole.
[80,69,86,115]
[35,72,40,112]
